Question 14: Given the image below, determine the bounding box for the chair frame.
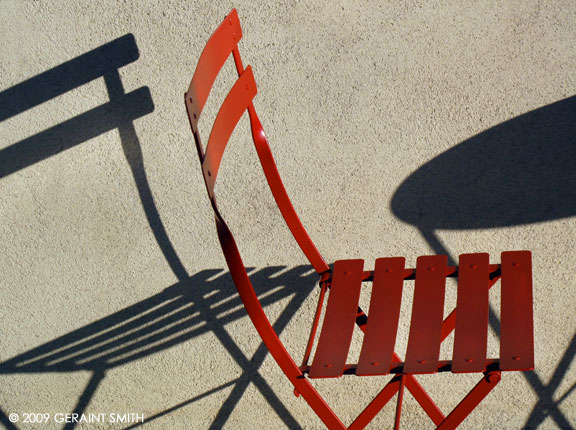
[185,9,534,429]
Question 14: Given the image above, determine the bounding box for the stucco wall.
[1,1,575,428]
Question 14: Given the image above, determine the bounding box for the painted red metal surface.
[309,259,363,378]
[442,273,501,343]
[214,216,346,429]
[436,371,501,430]
[355,309,446,426]
[356,257,405,375]
[246,104,330,274]
[184,9,328,274]
[202,66,256,192]
[452,253,490,373]
[394,375,406,430]
[349,376,402,430]
[404,255,447,373]
[186,9,242,123]
[298,277,329,371]
[187,9,534,430]
[500,250,534,371]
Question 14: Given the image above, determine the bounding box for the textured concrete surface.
[1,1,575,429]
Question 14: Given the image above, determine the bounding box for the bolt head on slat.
[487,373,501,383]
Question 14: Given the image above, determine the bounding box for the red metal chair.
[185,9,534,429]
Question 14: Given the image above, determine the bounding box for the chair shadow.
[0,34,153,179]
[0,31,185,282]
[1,34,312,429]
[390,96,576,429]
[0,266,317,430]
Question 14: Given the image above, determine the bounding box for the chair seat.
[307,251,533,378]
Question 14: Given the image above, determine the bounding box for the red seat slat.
[404,255,447,374]
[309,259,363,378]
[500,251,534,370]
[452,253,490,373]
[356,257,405,376]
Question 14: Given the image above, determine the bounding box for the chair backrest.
[185,9,329,274]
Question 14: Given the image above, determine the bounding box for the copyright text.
[8,412,145,424]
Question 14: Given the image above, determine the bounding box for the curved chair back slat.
[185,9,329,274]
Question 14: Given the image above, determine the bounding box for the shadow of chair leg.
[208,286,310,429]
[63,369,107,430]
[418,227,575,430]
[102,70,189,282]
[523,332,576,430]
[0,407,19,430]
[117,269,314,430]
[103,36,300,428]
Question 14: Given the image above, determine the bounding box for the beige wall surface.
[1,1,575,429]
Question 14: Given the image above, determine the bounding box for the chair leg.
[355,309,446,426]
[295,281,328,397]
[403,370,446,425]
[394,375,406,430]
[348,370,501,430]
[348,374,403,430]
[436,371,501,430]
[300,281,328,369]
[216,220,348,430]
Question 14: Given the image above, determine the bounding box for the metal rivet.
[512,262,520,267]
[469,264,477,269]
[344,271,351,275]
[417,360,426,364]
[385,268,393,273]
[428,267,436,272]
[487,373,501,383]
[324,363,333,368]
[370,362,379,367]
[513,356,521,361]
[207,170,211,177]
[465,358,473,363]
